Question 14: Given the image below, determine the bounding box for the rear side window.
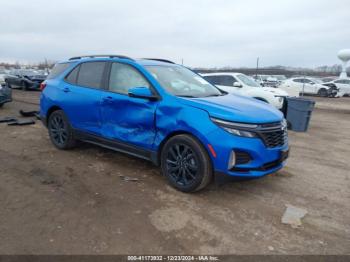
[335,79,350,84]
[217,75,235,86]
[293,79,303,83]
[203,76,219,85]
[65,66,80,84]
[204,75,236,86]
[76,62,106,89]
[47,63,71,79]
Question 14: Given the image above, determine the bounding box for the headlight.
[210,117,258,138]
[274,95,285,102]
[281,118,287,130]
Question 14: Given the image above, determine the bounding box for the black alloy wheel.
[318,88,328,97]
[48,110,76,149]
[161,135,212,192]
[166,143,198,187]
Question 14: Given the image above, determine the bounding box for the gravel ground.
[0,90,349,254]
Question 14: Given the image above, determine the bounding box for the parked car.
[253,75,279,87]
[272,75,287,81]
[5,69,46,90]
[0,76,12,108]
[272,75,287,85]
[201,72,289,109]
[40,55,289,192]
[321,76,337,83]
[280,77,338,97]
[323,78,350,96]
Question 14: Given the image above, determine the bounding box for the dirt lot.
[0,90,349,255]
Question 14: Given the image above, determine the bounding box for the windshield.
[145,65,222,97]
[237,74,261,87]
[310,78,323,84]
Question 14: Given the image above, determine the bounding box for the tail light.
[40,82,47,91]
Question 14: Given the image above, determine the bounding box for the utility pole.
[44,58,49,74]
[181,58,184,65]
[255,57,259,78]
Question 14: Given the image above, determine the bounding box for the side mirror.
[128,87,158,101]
[233,82,242,88]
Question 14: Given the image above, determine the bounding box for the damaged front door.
[100,62,159,150]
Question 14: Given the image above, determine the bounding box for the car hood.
[262,87,288,96]
[321,83,334,89]
[178,94,283,124]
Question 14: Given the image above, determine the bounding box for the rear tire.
[48,110,76,150]
[161,135,212,193]
[0,103,3,108]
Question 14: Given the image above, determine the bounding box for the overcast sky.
[0,0,349,68]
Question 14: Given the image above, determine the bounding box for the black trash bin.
[286,97,315,132]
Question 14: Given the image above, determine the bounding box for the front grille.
[256,121,287,148]
[259,129,287,148]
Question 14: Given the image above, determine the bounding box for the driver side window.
[109,63,150,94]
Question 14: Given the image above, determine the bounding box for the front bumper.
[27,81,41,90]
[207,127,289,178]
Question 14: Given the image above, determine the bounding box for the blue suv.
[40,55,289,192]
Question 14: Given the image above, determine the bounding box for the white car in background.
[280,77,338,97]
[253,74,279,87]
[201,72,289,109]
[323,78,350,96]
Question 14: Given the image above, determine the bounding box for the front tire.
[318,88,328,97]
[21,81,28,91]
[5,81,11,89]
[48,110,76,150]
[161,135,212,192]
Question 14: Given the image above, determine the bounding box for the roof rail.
[69,55,134,61]
[142,58,175,64]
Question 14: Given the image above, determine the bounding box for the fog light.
[228,150,236,169]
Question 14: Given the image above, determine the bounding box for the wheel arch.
[45,105,62,125]
[155,130,213,167]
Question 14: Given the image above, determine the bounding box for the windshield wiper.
[178,95,197,98]
[203,93,224,97]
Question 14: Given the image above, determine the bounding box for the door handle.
[103,96,113,103]
[63,87,70,93]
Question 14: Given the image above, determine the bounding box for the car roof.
[57,56,177,67]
